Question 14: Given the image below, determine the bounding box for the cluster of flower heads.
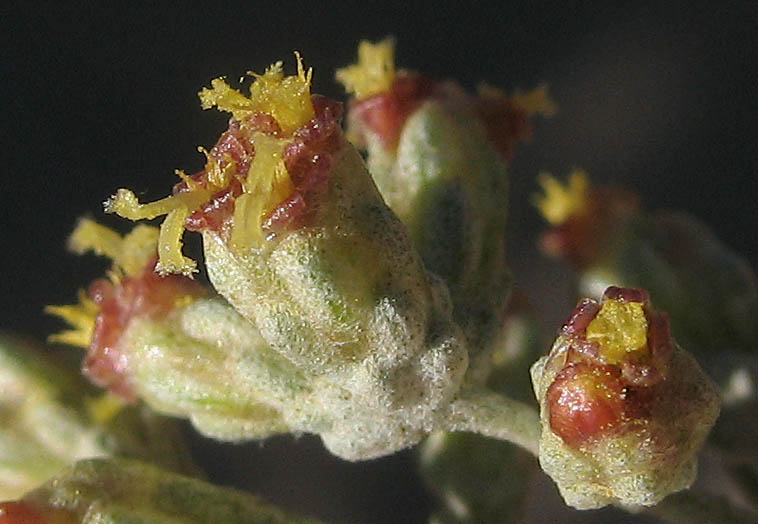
[16,39,743,523]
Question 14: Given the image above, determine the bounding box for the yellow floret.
[509,84,558,117]
[336,38,396,99]
[68,218,161,278]
[46,290,100,349]
[533,169,589,225]
[47,221,165,348]
[199,54,315,135]
[586,298,649,365]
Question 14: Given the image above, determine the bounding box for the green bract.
[0,334,195,499]
[15,458,322,524]
[378,98,511,362]
[203,145,469,459]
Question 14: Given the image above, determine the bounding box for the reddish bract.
[547,362,627,448]
[349,72,434,150]
[0,501,74,524]
[476,95,533,162]
[84,260,207,401]
[546,287,673,448]
[182,96,344,235]
[279,96,344,229]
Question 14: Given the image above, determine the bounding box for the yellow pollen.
[586,298,649,365]
[199,53,315,135]
[336,38,396,99]
[533,169,589,225]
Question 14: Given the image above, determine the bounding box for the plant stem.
[441,388,541,455]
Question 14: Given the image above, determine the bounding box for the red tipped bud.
[531,286,720,509]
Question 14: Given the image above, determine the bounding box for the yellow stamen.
[105,182,214,276]
[46,290,100,349]
[47,221,164,347]
[198,147,234,189]
[586,298,649,365]
[117,225,161,277]
[230,133,293,251]
[508,84,557,117]
[336,38,396,99]
[155,206,195,275]
[69,218,124,262]
[199,54,315,135]
[110,55,314,273]
[533,169,589,225]
[68,218,161,278]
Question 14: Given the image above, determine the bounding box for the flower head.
[531,286,720,508]
[335,38,396,99]
[106,54,341,273]
[533,171,639,267]
[47,220,207,400]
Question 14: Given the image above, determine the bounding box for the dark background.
[2,2,756,523]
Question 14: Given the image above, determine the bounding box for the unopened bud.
[531,286,720,509]
[338,39,553,359]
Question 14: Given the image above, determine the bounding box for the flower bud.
[2,458,323,524]
[531,286,720,509]
[338,40,555,358]
[47,219,209,402]
[535,172,758,486]
[0,333,194,500]
[49,220,300,441]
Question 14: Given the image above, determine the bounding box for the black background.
[2,2,757,523]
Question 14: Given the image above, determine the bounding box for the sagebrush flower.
[531,286,720,509]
